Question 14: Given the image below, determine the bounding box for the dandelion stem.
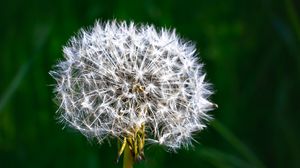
[123,143,134,168]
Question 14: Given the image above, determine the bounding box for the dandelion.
[50,20,216,168]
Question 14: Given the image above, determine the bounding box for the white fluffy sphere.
[50,20,215,150]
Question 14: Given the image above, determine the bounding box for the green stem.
[285,0,300,40]
[123,144,134,168]
[211,120,265,168]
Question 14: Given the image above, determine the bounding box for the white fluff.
[50,20,215,150]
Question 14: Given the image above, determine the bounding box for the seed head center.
[132,84,145,94]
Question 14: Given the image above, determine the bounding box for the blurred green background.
[0,0,299,167]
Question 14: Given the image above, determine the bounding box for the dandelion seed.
[50,20,216,166]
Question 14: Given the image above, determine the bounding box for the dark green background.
[0,0,299,167]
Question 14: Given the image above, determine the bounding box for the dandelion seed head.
[50,20,215,150]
